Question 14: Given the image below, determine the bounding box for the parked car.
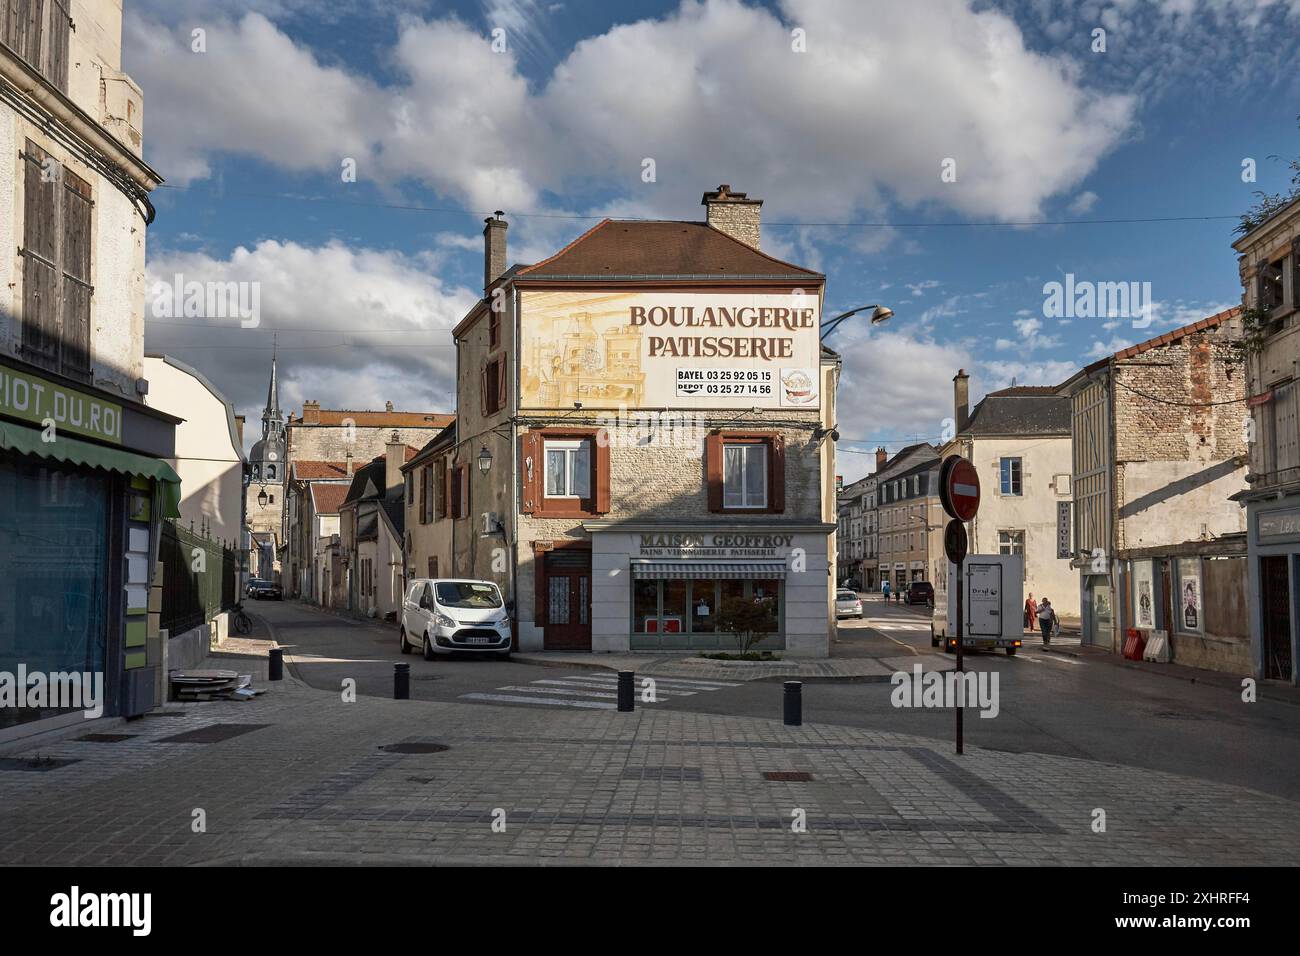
[906,581,934,607]
[247,579,282,600]
[835,588,864,619]
[401,578,513,660]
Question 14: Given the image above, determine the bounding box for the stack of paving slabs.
[169,670,265,702]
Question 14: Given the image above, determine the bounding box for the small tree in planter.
[715,595,777,656]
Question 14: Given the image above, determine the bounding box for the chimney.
[235,415,245,447]
[345,450,354,478]
[953,369,970,433]
[302,400,321,424]
[702,184,762,249]
[875,447,888,472]
[483,211,507,293]
[385,400,394,413]
[385,432,404,492]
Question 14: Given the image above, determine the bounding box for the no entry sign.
[940,455,981,522]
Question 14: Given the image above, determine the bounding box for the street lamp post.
[820,304,894,341]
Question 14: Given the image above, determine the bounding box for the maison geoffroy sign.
[519,290,821,410]
[639,532,795,558]
[0,365,123,444]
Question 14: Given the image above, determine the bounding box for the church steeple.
[262,340,283,443]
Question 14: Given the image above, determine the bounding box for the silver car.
[835,588,863,619]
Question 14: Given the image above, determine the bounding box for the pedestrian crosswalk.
[862,618,931,632]
[460,673,741,710]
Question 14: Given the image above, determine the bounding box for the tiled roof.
[966,392,1070,436]
[294,460,350,480]
[309,482,351,515]
[984,385,1060,396]
[289,409,454,428]
[1111,306,1242,362]
[518,219,823,279]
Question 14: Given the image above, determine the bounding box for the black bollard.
[783,680,802,726]
[394,662,410,700]
[617,670,634,712]
[268,646,283,681]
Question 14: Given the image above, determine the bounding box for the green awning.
[0,421,182,518]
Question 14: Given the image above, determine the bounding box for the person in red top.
[1024,593,1038,631]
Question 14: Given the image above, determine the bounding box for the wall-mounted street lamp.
[477,445,493,473]
[257,488,269,508]
[820,304,894,341]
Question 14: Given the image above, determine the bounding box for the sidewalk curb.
[1040,644,1300,707]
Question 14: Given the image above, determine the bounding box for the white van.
[400,578,512,661]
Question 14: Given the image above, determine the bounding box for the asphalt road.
[251,597,1300,804]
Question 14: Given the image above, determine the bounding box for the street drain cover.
[156,723,271,744]
[380,742,450,754]
[0,756,79,772]
[77,733,136,743]
[764,771,815,782]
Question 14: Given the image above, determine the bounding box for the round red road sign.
[943,456,981,521]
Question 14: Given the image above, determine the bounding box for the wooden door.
[1261,556,1293,681]
[543,548,591,650]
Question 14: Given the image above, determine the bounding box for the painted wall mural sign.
[519,290,821,409]
[0,366,123,444]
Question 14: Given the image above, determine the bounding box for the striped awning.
[631,560,786,580]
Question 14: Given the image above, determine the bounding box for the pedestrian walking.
[1024,592,1037,631]
[1037,598,1058,645]
[882,580,890,602]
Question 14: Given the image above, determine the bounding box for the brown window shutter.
[418,466,427,524]
[595,430,611,514]
[497,357,508,413]
[451,467,463,520]
[59,170,92,378]
[441,459,451,517]
[705,432,723,512]
[480,365,489,417]
[768,436,786,513]
[520,431,540,514]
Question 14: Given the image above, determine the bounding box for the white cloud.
[143,240,480,434]
[1085,335,1136,359]
[995,315,1061,351]
[127,0,1136,223]
[1067,190,1099,214]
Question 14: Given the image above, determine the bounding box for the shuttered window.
[19,140,93,379]
[3,1,72,92]
[1273,381,1298,477]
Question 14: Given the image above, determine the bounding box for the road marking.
[526,679,696,697]
[459,673,736,710]
[459,693,615,710]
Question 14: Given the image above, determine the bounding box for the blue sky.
[126,0,1300,480]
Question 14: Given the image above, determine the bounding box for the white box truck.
[930,554,1025,656]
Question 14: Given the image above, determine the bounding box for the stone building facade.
[437,185,840,656]
[875,443,941,593]
[1062,308,1249,670]
[1231,195,1300,684]
[279,402,452,600]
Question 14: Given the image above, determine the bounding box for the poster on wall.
[519,290,821,410]
[1177,557,1202,632]
[1133,560,1155,629]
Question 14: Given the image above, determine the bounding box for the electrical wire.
[152,183,1240,230]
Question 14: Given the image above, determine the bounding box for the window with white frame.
[999,457,1023,496]
[544,439,591,498]
[723,442,767,509]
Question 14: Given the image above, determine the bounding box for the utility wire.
[152,183,1239,229]
[1114,377,1248,407]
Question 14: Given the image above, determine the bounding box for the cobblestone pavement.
[0,668,1296,866]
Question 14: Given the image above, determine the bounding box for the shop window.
[632,577,782,650]
[706,432,785,514]
[999,458,1023,496]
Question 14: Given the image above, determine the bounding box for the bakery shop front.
[580,521,834,656]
